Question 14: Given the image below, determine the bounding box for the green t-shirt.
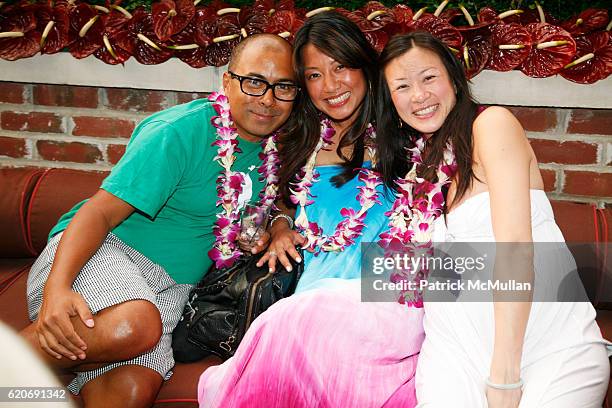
[49,99,265,284]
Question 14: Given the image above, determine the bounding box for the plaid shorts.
[27,232,193,394]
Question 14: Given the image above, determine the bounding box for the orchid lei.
[207,91,280,269]
[379,136,457,307]
[290,119,383,254]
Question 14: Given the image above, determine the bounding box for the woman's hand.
[256,220,305,272]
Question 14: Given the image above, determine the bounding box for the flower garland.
[207,91,280,269]
[290,119,383,254]
[379,136,457,307]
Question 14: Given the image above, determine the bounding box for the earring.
[398,118,404,128]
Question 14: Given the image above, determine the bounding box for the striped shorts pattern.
[27,232,193,394]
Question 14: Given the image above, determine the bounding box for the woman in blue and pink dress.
[377,31,610,408]
[197,12,425,408]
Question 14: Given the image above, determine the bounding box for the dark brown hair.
[278,11,378,206]
[376,31,479,210]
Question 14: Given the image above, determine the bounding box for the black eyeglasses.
[228,71,299,102]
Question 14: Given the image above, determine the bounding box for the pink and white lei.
[379,136,457,307]
[207,91,280,269]
[290,119,382,254]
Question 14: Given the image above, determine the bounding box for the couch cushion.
[28,169,108,254]
[0,262,31,331]
[0,168,44,257]
[0,258,33,294]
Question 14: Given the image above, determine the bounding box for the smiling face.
[384,46,457,136]
[223,37,295,142]
[302,43,367,128]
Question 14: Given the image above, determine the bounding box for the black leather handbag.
[172,251,303,362]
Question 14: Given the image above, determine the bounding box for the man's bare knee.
[103,300,162,356]
[71,300,163,362]
[81,365,162,408]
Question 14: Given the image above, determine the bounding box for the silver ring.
[268,250,277,257]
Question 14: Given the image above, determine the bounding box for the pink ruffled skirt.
[198,280,424,407]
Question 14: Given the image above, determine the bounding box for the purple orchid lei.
[379,136,457,307]
[207,91,280,269]
[291,119,383,254]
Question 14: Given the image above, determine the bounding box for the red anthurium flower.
[561,31,612,84]
[200,7,268,67]
[562,8,609,36]
[354,1,395,31]
[476,6,525,25]
[0,4,41,61]
[486,22,532,71]
[34,0,71,55]
[152,0,195,42]
[0,2,41,61]
[264,8,304,42]
[68,3,108,59]
[117,8,172,65]
[199,10,239,67]
[390,4,414,25]
[520,22,576,78]
[363,29,388,53]
[439,7,463,24]
[253,0,298,16]
[94,2,134,65]
[162,7,212,68]
[411,16,463,51]
[381,4,413,37]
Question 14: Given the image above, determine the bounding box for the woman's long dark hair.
[278,11,378,207]
[376,31,479,211]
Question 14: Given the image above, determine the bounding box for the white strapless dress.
[415,190,610,408]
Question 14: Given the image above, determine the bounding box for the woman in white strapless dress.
[376,32,610,407]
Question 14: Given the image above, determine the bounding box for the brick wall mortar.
[0,157,112,171]
[597,144,604,165]
[526,131,611,143]
[23,83,33,104]
[558,108,571,134]
[547,193,610,208]
[0,103,149,121]
[0,129,130,145]
[538,164,612,173]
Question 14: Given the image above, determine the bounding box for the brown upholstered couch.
[0,166,610,407]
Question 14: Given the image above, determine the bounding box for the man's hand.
[36,287,94,360]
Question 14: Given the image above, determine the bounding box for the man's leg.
[21,299,162,370]
[80,365,163,408]
[23,232,192,400]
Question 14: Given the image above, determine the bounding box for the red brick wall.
[1,81,610,207]
[0,82,206,168]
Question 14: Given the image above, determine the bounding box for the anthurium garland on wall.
[0,0,610,83]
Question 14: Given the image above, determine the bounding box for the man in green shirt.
[21,34,296,407]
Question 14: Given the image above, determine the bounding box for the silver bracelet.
[485,377,523,390]
[270,213,294,229]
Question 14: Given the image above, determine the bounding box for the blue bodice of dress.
[294,162,393,292]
